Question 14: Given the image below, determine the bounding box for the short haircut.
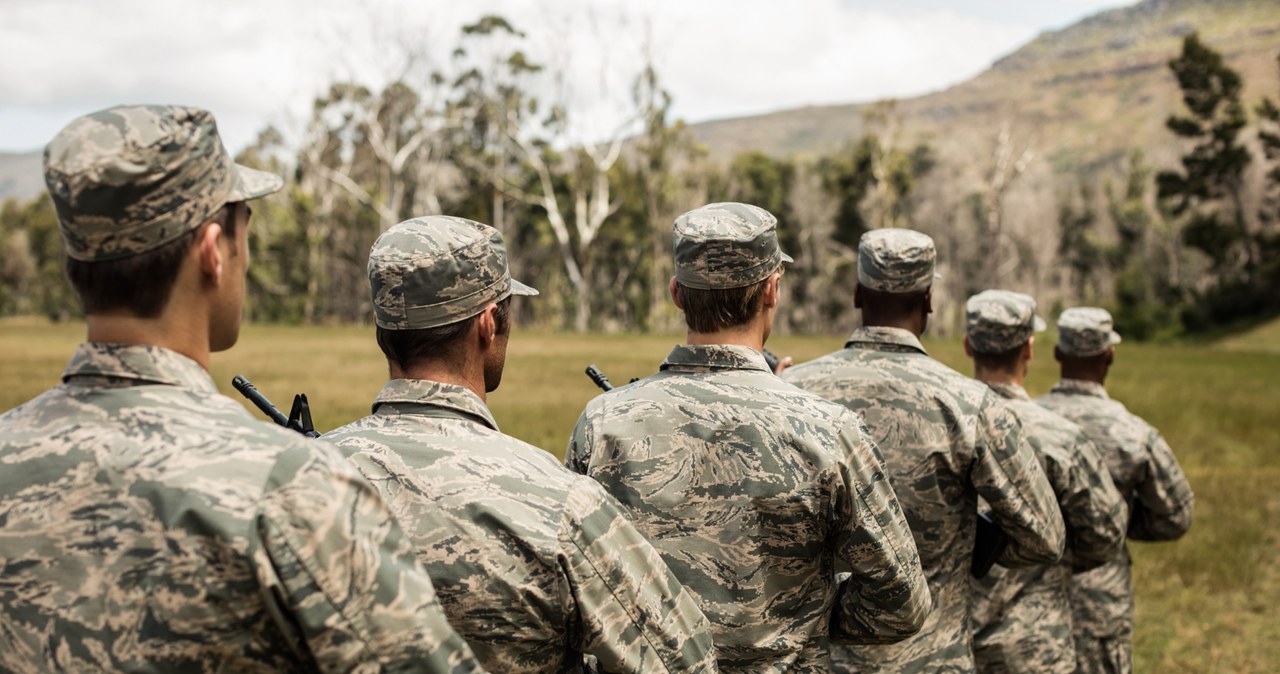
[972,343,1025,372]
[676,276,770,333]
[857,285,930,317]
[65,204,235,318]
[376,297,511,370]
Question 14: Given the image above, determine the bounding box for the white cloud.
[0,0,1099,152]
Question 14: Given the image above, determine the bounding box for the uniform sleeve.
[971,401,1065,567]
[251,442,487,674]
[1127,429,1194,541]
[565,404,598,476]
[829,420,932,644]
[1056,435,1126,571]
[560,482,718,674]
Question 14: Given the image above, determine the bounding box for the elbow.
[829,578,933,645]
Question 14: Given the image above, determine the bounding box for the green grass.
[2,317,1277,673]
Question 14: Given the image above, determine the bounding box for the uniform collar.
[983,380,1031,401]
[659,343,772,374]
[62,342,217,395]
[844,326,929,355]
[1050,378,1110,400]
[371,378,499,430]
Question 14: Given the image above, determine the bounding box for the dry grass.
[2,317,1277,672]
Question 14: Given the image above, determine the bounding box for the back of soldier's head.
[43,104,281,318]
[965,289,1046,371]
[1054,307,1122,375]
[855,228,937,320]
[671,202,792,332]
[367,215,537,369]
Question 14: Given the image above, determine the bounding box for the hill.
[0,151,42,203]
[688,0,1280,174]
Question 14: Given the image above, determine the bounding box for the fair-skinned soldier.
[782,229,1066,673]
[0,105,485,673]
[1037,308,1194,674]
[567,203,932,673]
[962,291,1127,674]
[322,216,718,674]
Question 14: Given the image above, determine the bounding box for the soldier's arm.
[829,420,932,644]
[564,405,597,475]
[1057,435,1127,571]
[972,402,1065,567]
[1128,429,1194,541]
[252,441,486,674]
[560,481,718,674]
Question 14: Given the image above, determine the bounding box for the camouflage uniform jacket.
[781,327,1065,674]
[567,344,932,674]
[970,382,1127,674]
[0,343,484,674]
[1037,379,1194,643]
[323,378,718,674]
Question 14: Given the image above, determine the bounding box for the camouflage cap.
[368,215,538,330]
[857,228,938,293]
[965,289,1047,354]
[673,202,793,290]
[1056,307,1122,357]
[42,104,283,262]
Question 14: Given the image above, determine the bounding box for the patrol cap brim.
[1108,330,1122,346]
[780,250,794,264]
[227,163,284,202]
[1034,315,1047,332]
[509,278,539,296]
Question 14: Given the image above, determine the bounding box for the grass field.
[1,316,1277,673]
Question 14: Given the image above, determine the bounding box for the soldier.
[1037,307,1194,674]
[322,216,718,674]
[0,105,484,673]
[567,203,932,673]
[782,229,1066,673]
[962,291,1127,674]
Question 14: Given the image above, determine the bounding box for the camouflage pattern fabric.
[970,382,1127,674]
[567,344,933,673]
[857,229,938,293]
[964,290,1046,355]
[1055,308,1122,358]
[369,216,537,330]
[43,104,282,261]
[673,202,793,290]
[782,327,1065,673]
[323,378,717,674]
[0,343,484,674]
[1038,379,1194,674]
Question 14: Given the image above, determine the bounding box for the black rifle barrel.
[232,375,290,427]
[584,365,614,392]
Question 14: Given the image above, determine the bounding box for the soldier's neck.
[973,365,1023,387]
[686,312,769,352]
[391,359,487,402]
[86,309,211,370]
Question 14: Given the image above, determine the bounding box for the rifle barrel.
[232,375,290,427]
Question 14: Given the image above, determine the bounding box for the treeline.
[0,25,1277,337]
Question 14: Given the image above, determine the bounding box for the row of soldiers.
[0,105,1194,674]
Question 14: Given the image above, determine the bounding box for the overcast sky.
[0,0,1138,153]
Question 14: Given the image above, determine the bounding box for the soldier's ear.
[669,277,683,310]
[196,221,226,286]
[924,287,934,315]
[476,304,497,346]
[762,272,781,309]
[962,335,974,358]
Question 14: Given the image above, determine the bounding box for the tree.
[1156,33,1255,283]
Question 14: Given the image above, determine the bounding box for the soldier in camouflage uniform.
[782,229,1066,674]
[1037,308,1194,674]
[566,203,932,673]
[0,105,484,673]
[323,216,718,674]
[962,291,1127,674]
